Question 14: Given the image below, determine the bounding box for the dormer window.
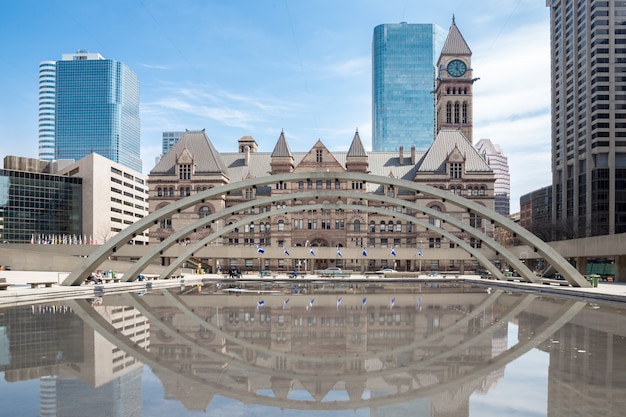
[449,162,462,179]
[179,163,191,180]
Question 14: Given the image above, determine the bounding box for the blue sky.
[0,0,550,212]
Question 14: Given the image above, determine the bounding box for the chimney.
[399,146,404,164]
[411,146,416,164]
[244,145,250,166]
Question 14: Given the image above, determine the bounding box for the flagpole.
[419,240,422,273]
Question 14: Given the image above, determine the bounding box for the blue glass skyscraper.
[372,23,446,152]
[53,51,142,172]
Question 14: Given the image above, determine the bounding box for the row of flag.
[255,296,424,311]
[30,234,97,245]
[254,243,424,258]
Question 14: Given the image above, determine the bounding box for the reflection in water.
[0,282,625,416]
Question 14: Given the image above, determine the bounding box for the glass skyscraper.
[372,23,447,152]
[52,51,142,172]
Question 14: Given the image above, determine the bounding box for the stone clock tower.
[435,17,476,143]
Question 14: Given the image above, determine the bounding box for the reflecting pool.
[1,281,625,416]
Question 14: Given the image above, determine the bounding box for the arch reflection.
[52,283,588,412]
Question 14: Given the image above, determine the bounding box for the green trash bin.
[592,275,599,288]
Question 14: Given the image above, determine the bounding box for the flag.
[30,234,34,244]
[283,298,290,310]
[257,300,265,310]
[391,246,397,257]
[256,244,265,254]
[416,297,422,310]
[390,297,396,310]
[217,261,221,271]
[309,246,315,256]
[283,245,290,256]
[337,245,342,257]
[417,246,423,257]
[336,297,343,310]
[309,298,315,309]
[362,247,367,257]
[362,297,367,309]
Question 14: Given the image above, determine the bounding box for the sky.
[0,0,551,212]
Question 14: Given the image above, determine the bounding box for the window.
[159,218,172,229]
[396,221,402,232]
[179,163,191,180]
[449,162,462,179]
[369,221,376,232]
[354,220,361,232]
[278,220,285,232]
[198,206,211,218]
[379,221,385,232]
[316,149,323,163]
[446,102,452,124]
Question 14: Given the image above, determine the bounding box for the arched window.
[467,187,473,197]
[454,102,460,124]
[198,206,211,218]
[388,220,394,232]
[379,221,386,232]
[157,187,163,197]
[354,220,361,232]
[396,221,402,232]
[480,186,486,196]
[446,102,452,124]
[179,188,186,197]
[186,187,191,196]
[369,221,376,232]
[169,187,174,197]
[429,205,442,228]
[462,102,468,124]
[278,220,285,232]
[260,223,266,233]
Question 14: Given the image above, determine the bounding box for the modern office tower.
[162,131,185,155]
[476,139,510,216]
[372,22,447,151]
[54,51,142,172]
[38,61,56,161]
[547,0,626,236]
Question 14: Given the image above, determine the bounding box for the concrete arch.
[64,194,521,285]
[62,172,588,287]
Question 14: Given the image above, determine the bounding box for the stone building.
[148,128,495,273]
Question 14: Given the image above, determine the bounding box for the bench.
[28,282,56,288]
[0,277,9,290]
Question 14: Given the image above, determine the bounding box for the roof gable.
[416,129,490,174]
[293,139,346,173]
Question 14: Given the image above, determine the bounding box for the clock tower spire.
[435,17,476,143]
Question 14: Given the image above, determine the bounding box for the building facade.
[38,61,56,161]
[55,153,149,245]
[53,51,142,172]
[1,157,82,244]
[547,0,626,236]
[520,185,553,241]
[148,129,495,273]
[476,139,510,215]
[372,22,447,151]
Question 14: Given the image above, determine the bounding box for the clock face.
[447,59,467,77]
